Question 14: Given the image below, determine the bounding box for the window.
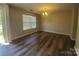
[22,14,36,30]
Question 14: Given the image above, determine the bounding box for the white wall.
[9,6,41,40]
[41,10,73,35]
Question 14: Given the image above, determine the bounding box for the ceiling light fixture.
[42,8,48,16]
[42,11,48,16]
[42,13,44,15]
[45,12,48,15]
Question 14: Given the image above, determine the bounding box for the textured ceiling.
[9,3,77,14]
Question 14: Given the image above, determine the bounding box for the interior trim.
[12,31,37,40]
[42,30,71,36]
[74,47,79,56]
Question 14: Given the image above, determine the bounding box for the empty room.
[0,3,79,56]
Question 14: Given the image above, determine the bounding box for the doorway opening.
[0,9,5,45]
[0,4,10,45]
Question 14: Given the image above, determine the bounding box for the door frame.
[0,4,12,44]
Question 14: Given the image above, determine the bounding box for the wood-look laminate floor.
[0,31,77,56]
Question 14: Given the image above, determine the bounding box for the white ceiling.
[9,3,77,14]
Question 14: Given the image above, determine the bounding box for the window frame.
[22,14,37,30]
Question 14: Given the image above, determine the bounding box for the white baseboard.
[69,35,73,40]
[42,30,75,40]
[69,35,76,40]
[74,47,79,56]
[42,30,71,36]
[12,31,37,40]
